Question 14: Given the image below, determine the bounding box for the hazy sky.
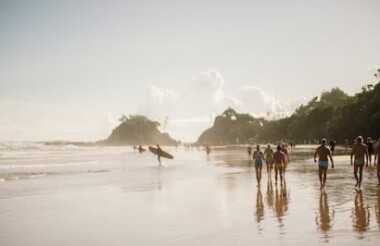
[1,0,379,142]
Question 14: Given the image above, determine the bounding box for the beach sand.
[0,144,379,245]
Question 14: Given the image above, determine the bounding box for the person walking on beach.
[350,136,369,189]
[156,144,162,165]
[281,143,289,175]
[247,145,252,155]
[344,139,349,151]
[314,138,334,190]
[375,138,380,187]
[264,144,274,175]
[329,139,336,154]
[206,145,211,155]
[366,137,374,166]
[253,145,264,187]
[272,145,286,186]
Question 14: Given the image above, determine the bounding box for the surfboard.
[149,146,174,159]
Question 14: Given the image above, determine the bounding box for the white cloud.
[138,69,311,141]
[366,64,380,70]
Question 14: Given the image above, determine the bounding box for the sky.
[0,0,379,142]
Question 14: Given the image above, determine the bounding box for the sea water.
[0,142,379,245]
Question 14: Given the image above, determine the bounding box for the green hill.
[104,115,177,145]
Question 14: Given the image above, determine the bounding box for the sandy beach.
[0,143,379,246]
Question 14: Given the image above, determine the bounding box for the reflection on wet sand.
[352,190,370,233]
[266,178,274,209]
[274,180,289,227]
[254,188,264,223]
[316,191,334,236]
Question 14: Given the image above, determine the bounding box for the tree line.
[198,80,380,145]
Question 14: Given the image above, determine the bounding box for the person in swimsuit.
[366,137,374,166]
[253,145,264,187]
[314,138,334,190]
[264,144,274,175]
[350,136,369,189]
[271,145,286,186]
[281,144,290,175]
[375,138,380,187]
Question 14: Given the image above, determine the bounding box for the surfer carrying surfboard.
[148,145,174,165]
[156,144,162,165]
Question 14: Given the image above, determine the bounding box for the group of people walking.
[251,143,289,187]
[250,136,380,190]
[315,136,380,190]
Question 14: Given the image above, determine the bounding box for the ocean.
[0,142,379,245]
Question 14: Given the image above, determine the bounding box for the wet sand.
[0,145,379,245]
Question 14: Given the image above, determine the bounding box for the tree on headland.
[105,115,177,145]
[197,83,380,145]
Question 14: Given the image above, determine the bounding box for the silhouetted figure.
[272,145,286,186]
[329,139,335,153]
[264,144,274,175]
[156,144,162,165]
[138,145,143,154]
[247,145,252,155]
[366,137,374,166]
[375,138,380,187]
[314,138,334,190]
[350,136,369,189]
[281,144,289,175]
[253,145,264,187]
[206,145,211,155]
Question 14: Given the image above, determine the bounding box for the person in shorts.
[350,136,369,189]
[314,138,334,190]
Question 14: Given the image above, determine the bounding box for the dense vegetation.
[198,80,380,145]
[104,115,177,145]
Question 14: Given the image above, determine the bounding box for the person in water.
[253,145,264,187]
[314,138,334,190]
[206,145,211,155]
[138,145,143,154]
[156,144,162,165]
[281,143,290,175]
[264,144,274,175]
[375,138,380,187]
[271,145,286,186]
[247,145,252,155]
[350,136,369,189]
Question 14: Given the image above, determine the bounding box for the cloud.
[366,64,380,70]
[138,69,311,141]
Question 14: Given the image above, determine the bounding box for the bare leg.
[275,168,278,184]
[358,165,364,189]
[279,168,283,186]
[318,168,323,189]
[259,166,262,185]
[255,166,259,186]
[322,168,327,188]
[354,164,359,187]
